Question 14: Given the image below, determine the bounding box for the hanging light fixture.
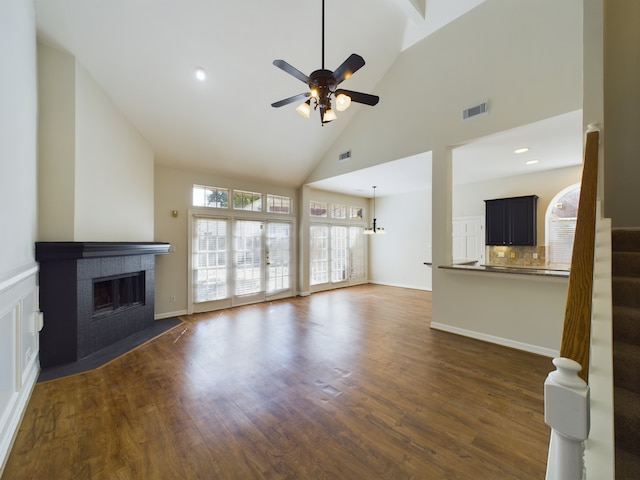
[364,186,385,235]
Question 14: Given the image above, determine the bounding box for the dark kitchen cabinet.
[485,195,538,246]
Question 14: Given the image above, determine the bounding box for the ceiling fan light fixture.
[336,93,351,111]
[296,100,311,118]
[270,0,379,125]
[323,108,337,123]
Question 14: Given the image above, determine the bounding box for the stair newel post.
[544,357,590,480]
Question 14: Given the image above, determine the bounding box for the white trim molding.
[0,265,40,475]
[430,321,559,358]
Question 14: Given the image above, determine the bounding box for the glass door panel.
[331,225,349,285]
[193,218,229,301]
[266,221,292,296]
[233,220,265,304]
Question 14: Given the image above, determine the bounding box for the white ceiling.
[34,0,582,198]
[309,109,584,197]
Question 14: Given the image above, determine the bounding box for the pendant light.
[364,186,385,235]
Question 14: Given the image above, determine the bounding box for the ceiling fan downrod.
[321,0,325,70]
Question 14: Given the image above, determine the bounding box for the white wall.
[305,0,583,353]
[74,62,154,240]
[369,190,432,290]
[603,0,640,227]
[37,44,155,241]
[37,44,76,240]
[0,0,41,473]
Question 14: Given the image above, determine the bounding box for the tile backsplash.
[487,245,546,267]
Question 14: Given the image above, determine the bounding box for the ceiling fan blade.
[335,89,379,106]
[332,54,365,84]
[273,59,310,84]
[271,92,311,108]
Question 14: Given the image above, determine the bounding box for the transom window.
[310,201,328,217]
[350,206,363,219]
[331,204,347,219]
[266,194,291,214]
[233,190,263,211]
[193,185,229,208]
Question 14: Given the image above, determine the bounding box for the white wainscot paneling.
[0,307,17,425]
[0,265,40,472]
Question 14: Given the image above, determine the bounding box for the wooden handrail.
[559,130,600,383]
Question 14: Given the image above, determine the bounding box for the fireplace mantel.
[35,241,170,261]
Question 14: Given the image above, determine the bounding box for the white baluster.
[545,357,590,480]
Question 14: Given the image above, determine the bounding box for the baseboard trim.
[369,281,432,292]
[0,354,39,476]
[155,310,187,320]
[430,322,558,358]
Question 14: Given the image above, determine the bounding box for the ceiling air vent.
[462,101,488,121]
[338,150,351,162]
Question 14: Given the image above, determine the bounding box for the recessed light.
[514,147,529,154]
[525,159,539,165]
[194,67,207,81]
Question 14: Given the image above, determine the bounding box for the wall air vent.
[462,101,489,121]
[338,150,351,162]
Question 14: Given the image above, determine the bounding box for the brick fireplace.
[35,242,170,368]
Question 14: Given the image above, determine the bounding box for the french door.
[310,224,366,293]
[191,216,292,312]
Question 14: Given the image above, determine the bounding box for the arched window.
[545,183,580,267]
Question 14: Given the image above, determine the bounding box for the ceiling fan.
[271,0,380,125]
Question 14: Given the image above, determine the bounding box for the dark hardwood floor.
[2,285,552,479]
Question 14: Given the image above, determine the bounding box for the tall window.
[546,183,580,266]
[310,225,329,285]
[193,218,228,302]
[349,226,366,280]
[331,226,348,282]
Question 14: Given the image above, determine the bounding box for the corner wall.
[37,44,155,242]
[369,190,433,290]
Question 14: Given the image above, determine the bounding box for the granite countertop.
[439,262,570,278]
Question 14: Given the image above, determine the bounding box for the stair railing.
[544,126,600,480]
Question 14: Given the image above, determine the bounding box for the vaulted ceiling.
[34,0,486,188]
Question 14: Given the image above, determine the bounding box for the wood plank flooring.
[2,285,553,479]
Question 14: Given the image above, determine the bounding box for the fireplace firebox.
[35,242,170,367]
[93,272,145,315]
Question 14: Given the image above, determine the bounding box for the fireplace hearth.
[35,242,170,367]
